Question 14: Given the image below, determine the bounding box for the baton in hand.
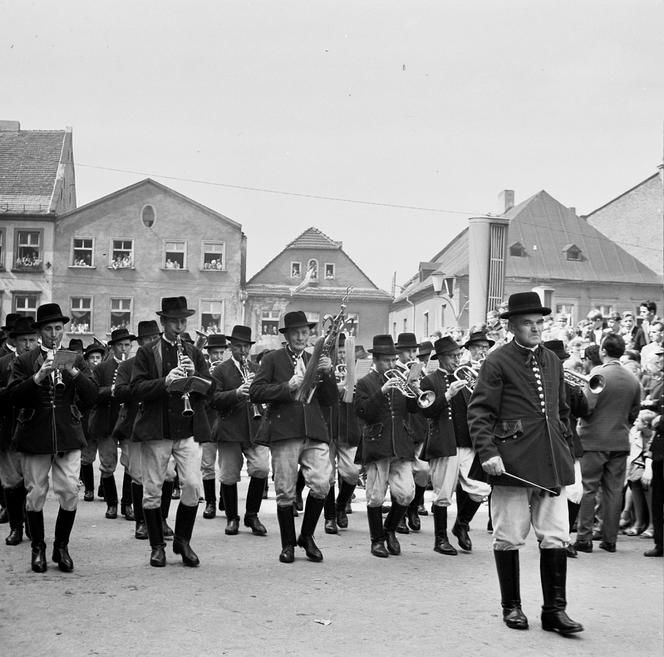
[502,471,560,496]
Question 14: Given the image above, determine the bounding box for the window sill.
[12,268,44,273]
[67,331,94,335]
[69,265,96,270]
[107,266,135,271]
[161,267,189,271]
[201,268,227,272]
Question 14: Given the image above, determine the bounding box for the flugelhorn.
[384,364,435,409]
[454,364,481,392]
[563,369,605,394]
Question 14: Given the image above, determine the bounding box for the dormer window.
[563,244,583,262]
[510,242,527,257]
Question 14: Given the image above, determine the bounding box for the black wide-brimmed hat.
[9,316,37,338]
[418,340,434,356]
[430,336,461,360]
[543,339,569,361]
[84,343,106,359]
[395,333,419,350]
[229,325,255,344]
[279,311,316,334]
[156,296,196,319]
[31,303,70,329]
[205,334,228,349]
[368,334,397,356]
[108,328,137,345]
[67,338,84,352]
[2,313,22,331]
[463,331,495,349]
[137,320,161,339]
[499,292,551,319]
[355,344,370,359]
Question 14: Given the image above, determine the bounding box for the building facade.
[0,121,77,319]
[52,179,246,343]
[245,227,392,350]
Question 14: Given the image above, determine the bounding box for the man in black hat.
[462,330,495,365]
[112,320,176,541]
[354,334,417,558]
[420,337,491,555]
[0,314,22,358]
[200,333,228,518]
[394,333,429,533]
[249,310,336,564]
[8,303,98,573]
[0,316,40,545]
[131,297,211,568]
[467,292,583,634]
[89,328,137,521]
[210,326,270,536]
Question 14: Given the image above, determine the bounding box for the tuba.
[563,369,605,394]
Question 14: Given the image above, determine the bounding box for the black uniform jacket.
[353,369,418,464]
[467,341,574,489]
[0,351,18,450]
[210,358,261,443]
[110,356,138,443]
[419,370,458,460]
[130,339,211,443]
[88,357,123,440]
[249,347,336,444]
[328,391,361,448]
[9,348,98,454]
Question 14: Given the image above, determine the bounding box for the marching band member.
[131,297,211,568]
[420,337,491,555]
[353,335,416,558]
[462,330,494,365]
[249,311,336,564]
[9,303,98,573]
[211,326,269,537]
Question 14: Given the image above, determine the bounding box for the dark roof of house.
[0,128,67,213]
[286,227,342,250]
[394,189,661,303]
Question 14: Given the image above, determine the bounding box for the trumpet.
[384,366,436,409]
[454,364,481,392]
[563,369,605,394]
[176,336,194,417]
[240,356,263,420]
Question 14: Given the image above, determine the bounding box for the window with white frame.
[14,230,42,270]
[306,312,320,338]
[164,240,186,269]
[70,297,92,333]
[110,239,134,269]
[200,300,223,334]
[290,261,301,278]
[110,298,132,331]
[202,241,225,270]
[12,293,39,320]
[261,310,280,336]
[324,263,335,280]
[71,238,94,267]
[307,259,319,279]
[423,311,429,338]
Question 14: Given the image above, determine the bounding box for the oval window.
[141,205,156,227]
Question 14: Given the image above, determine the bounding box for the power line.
[76,163,481,216]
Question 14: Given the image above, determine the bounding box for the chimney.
[568,206,576,215]
[498,190,515,214]
[0,121,20,131]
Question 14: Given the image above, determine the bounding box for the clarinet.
[49,338,65,392]
[112,352,127,408]
[176,335,195,417]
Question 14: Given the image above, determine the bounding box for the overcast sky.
[3,0,663,290]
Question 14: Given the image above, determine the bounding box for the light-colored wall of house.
[52,184,244,341]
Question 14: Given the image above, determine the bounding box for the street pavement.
[1,474,662,657]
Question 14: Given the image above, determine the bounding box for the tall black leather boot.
[244,477,267,536]
[132,482,148,540]
[277,504,296,563]
[324,485,338,534]
[384,502,408,555]
[173,503,200,567]
[0,486,7,523]
[494,550,528,629]
[202,479,217,519]
[80,463,94,501]
[392,492,409,534]
[367,506,389,558]
[540,549,584,634]
[52,508,76,572]
[218,483,225,512]
[297,494,325,562]
[295,469,305,511]
[4,487,25,545]
[102,475,118,519]
[120,471,134,520]
[26,510,46,573]
[335,480,356,529]
[144,507,166,567]
[453,496,481,552]
[433,505,457,555]
[161,480,174,538]
[221,483,239,535]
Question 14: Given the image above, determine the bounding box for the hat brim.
[108,333,137,345]
[463,338,495,349]
[31,315,70,329]
[278,322,317,334]
[156,309,196,318]
[395,343,420,350]
[368,347,398,356]
[430,348,461,360]
[499,305,551,319]
[84,347,106,357]
[229,336,256,345]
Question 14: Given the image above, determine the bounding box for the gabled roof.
[286,227,342,250]
[0,127,68,214]
[394,188,661,303]
[58,178,241,230]
[246,283,392,301]
[583,172,660,218]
